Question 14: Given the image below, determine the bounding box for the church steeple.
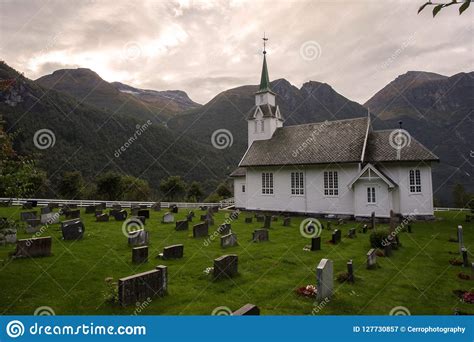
[257,33,271,93]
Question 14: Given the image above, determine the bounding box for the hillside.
[0,62,230,197]
[36,68,199,123]
[365,71,474,205]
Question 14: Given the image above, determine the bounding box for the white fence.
[0,197,235,209]
[433,207,472,212]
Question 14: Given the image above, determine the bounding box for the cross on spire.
[262,32,268,54]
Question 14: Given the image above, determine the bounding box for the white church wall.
[233,177,247,208]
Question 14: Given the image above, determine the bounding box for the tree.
[96,171,124,200]
[187,181,204,202]
[58,171,83,199]
[418,0,471,17]
[159,176,186,201]
[453,183,470,208]
[122,175,151,201]
[216,183,232,198]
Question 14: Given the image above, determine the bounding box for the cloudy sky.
[0,0,472,104]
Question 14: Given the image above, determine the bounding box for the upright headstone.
[13,237,52,258]
[283,217,291,226]
[151,202,161,211]
[213,254,238,280]
[65,209,80,219]
[128,230,149,246]
[316,258,333,302]
[162,212,174,223]
[159,244,184,259]
[221,233,238,248]
[362,224,368,234]
[347,260,354,283]
[462,247,469,267]
[113,209,128,221]
[61,219,85,240]
[132,246,148,264]
[137,209,150,219]
[26,219,41,233]
[193,222,209,238]
[96,213,109,222]
[458,225,464,253]
[40,207,51,215]
[171,205,178,213]
[367,248,377,269]
[233,304,260,316]
[348,228,356,239]
[20,211,37,221]
[175,220,189,231]
[118,267,167,306]
[384,242,392,257]
[218,223,231,235]
[245,217,253,224]
[40,212,58,225]
[264,215,271,229]
[331,229,341,244]
[252,229,269,242]
[187,211,194,222]
[85,205,96,214]
[311,236,321,251]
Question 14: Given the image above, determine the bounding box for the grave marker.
[458,225,464,253]
[175,220,189,231]
[162,212,174,223]
[331,229,341,244]
[20,211,37,221]
[13,236,52,258]
[221,233,238,248]
[118,267,167,306]
[159,244,184,259]
[193,222,209,238]
[128,230,149,247]
[61,219,85,240]
[283,217,291,226]
[218,223,231,235]
[348,228,356,239]
[367,248,376,269]
[316,258,333,302]
[245,217,253,224]
[213,254,238,280]
[96,213,109,222]
[264,215,271,228]
[252,229,269,242]
[132,246,148,264]
[311,236,321,251]
[462,247,469,267]
[138,209,150,219]
[233,304,260,316]
[347,260,354,283]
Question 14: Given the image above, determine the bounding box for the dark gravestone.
[407,224,412,233]
[25,219,41,233]
[160,244,184,259]
[221,233,238,248]
[347,260,354,283]
[134,216,146,225]
[128,230,149,246]
[118,267,167,306]
[138,209,150,219]
[211,206,219,213]
[462,247,469,267]
[331,229,341,244]
[85,205,96,214]
[213,254,238,280]
[112,209,128,221]
[233,304,260,316]
[283,217,291,226]
[326,221,332,230]
[13,237,52,258]
[205,216,215,226]
[61,219,85,240]
[362,224,368,234]
[171,205,178,213]
[193,222,209,238]
[218,223,231,235]
[200,214,207,221]
[245,217,253,224]
[131,208,139,216]
[264,215,271,228]
[20,211,37,221]
[132,246,148,264]
[96,213,109,222]
[40,207,51,215]
[311,236,321,251]
[65,209,80,219]
[384,243,392,257]
[187,211,194,222]
[151,202,161,211]
[256,215,264,223]
[348,228,356,239]
[252,229,269,242]
[175,220,189,231]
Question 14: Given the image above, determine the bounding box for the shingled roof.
[247,104,280,119]
[364,130,439,163]
[239,117,369,167]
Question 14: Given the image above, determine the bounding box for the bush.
[369,229,389,248]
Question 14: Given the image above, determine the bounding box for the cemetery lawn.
[0,207,472,315]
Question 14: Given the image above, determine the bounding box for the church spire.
[258,33,271,93]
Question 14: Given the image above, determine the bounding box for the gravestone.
[264,215,271,228]
[200,214,207,221]
[95,210,103,216]
[40,207,51,215]
[348,228,356,239]
[40,212,59,225]
[132,246,148,264]
[462,247,469,267]
[371,212,376,230]
[205,215,215,226]
[134,216,146,225]
[283,217,291,226]
[151,202,161,211]
[96,213,109,222]
[384,243,392,257]
[407,224,412,233]
[20,211,37,221]
[218,223,231,235]
[61,219,85,240]
[162,212,174,223]
[221,233,238,248]
[362,224,368,234]
[245,217,253,224]
[128,229,149,246]
[233,304,260,316]
[175,220,189,231]
[138,209,150,219]
[213,254,238,280]
[113,209,128,221]
[316,258,333,302]
[118,267,168,306]
[458,225,464,253]
[366,248,377,269]
[65,209,80,219]
[131,208,139,216]
[193,222,209,238]
[187,211,194,222]
[331,229,341,244]
[311,236,321,251]
[170,205,178,213]
[326,221,332,231]
[252,229,269,242]
[85,205,95,214]
[159,244,184,259]
[347,260,354,283]
[26,219,41,233]
[131,204,140,210]
[256,215,264,223]
[13,236,52,258]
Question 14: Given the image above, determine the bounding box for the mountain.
[111,82,200,113]
[0,62,230,197]
[36,68,199,123]
[365,71,474,205]
[167,78,369,163]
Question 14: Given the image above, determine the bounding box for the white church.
[231,48,439,219]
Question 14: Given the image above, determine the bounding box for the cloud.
[0,0,472,104]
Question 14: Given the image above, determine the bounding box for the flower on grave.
[203,267,214,275]
[296,285,317,298]
[462,291,474,304]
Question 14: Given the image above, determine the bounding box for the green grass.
[0,207,472,315]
